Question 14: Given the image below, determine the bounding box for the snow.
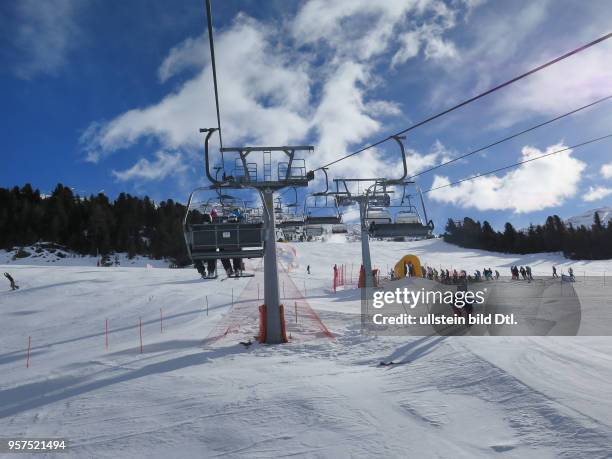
[0,244,170,268]
[566,206,612,228]
[1,239,612,457]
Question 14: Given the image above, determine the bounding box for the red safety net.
[204,257,333,347]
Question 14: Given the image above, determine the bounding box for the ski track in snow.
[1,239,612,458]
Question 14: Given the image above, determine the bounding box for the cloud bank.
[428,143,586,213]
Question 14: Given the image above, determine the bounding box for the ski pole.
[139,317,143,353]
[26,336,31,368]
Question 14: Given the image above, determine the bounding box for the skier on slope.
[4,272,18,290]
[552,266,558,278]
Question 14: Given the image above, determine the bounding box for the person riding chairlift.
[194,211,217,278]
[228,208,243,276]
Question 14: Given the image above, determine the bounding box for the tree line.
[0,184,189,265]
[3,183,610,262]
[444,213,612,260]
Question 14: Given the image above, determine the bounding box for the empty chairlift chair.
[367,184,434,239]
[303,194,342,238]
[303,194,342,225]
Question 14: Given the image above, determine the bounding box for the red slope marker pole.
[26,336,31,368]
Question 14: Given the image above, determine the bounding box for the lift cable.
[312,32,612,172]
[422,133,612,194]
[408,94,612,180]
[204,0,223,150]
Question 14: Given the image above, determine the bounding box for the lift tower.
[201,128,314,344]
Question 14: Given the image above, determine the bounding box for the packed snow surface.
[1,238,612,458]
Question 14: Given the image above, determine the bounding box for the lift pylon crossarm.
[221,146,314,153]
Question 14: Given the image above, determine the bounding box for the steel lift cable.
[312,32,612,172]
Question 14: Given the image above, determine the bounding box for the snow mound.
[0,242,170,268]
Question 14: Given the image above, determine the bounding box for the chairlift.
[277,188,305,229]
[304,224,324,237]
[365,207,392,225]
[303,194,342,225]
[183,187,265,261]
[366,182,434,239]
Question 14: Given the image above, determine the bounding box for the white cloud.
[429,143,586,213]
[583,186,612,202]
[601,162,612,179]
[81,1,480,185]
[158,35,207,83]
[12,0,81,79]
[425,0,612,130]
[405,140,453,176]
[311,62,387,178]
[391,31,421,66]
[82,15,312,163]
[340,205,361,224]
[112,151,187,182]
[392,18,460,67]
[491,43,612,127]
[292,0,461,66]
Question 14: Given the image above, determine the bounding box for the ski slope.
[1,239,612,458]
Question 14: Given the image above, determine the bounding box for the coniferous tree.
[0,183,190,265]
[441,212,612,260]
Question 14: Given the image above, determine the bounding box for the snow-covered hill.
[566,206,612,228]
[1,239,612,457]
[0,242,170,268]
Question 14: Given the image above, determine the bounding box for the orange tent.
[393,254,422,279]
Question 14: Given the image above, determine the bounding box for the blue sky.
[1,0,611,231]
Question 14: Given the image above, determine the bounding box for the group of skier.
[418,266,500,284]
[510,265,533,281]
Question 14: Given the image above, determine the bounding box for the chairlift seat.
[187,222,264,259]
[304,216,342,225]
[278,219,304,229]
[369,222,432,238]
[305,225,324,237]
